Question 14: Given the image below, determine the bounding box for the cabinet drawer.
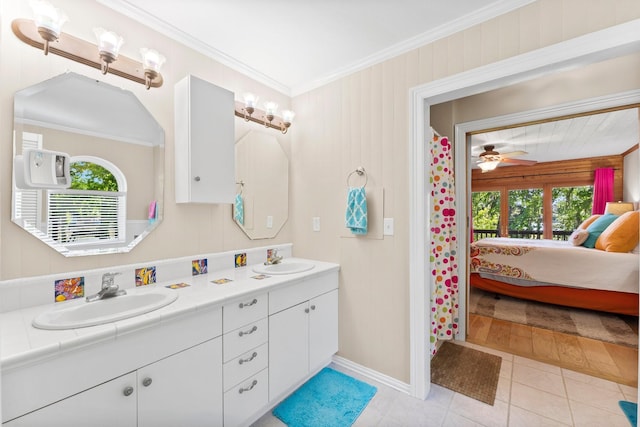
[224,369,268,427]
[223,318,268,362]
[269,271,338,314]
[223,293,268,333]
[223,343,268,392]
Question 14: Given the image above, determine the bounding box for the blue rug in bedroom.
[272,367,377,427]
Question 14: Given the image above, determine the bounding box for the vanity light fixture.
[235,96,295,134]
[93,28,124,75]
[140,48,166,90]
[29,0,68,55]
[12,2,165,89]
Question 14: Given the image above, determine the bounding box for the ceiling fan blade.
[501,158,537,166]
[499,150,528,158]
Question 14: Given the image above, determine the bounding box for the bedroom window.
[508,189,543,239]
[471,191,501,238]
[551,185,593,240]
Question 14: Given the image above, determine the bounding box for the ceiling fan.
[475,145,537,172]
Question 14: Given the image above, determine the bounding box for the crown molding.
[97,0,291,96]
[99,0,534,98]
[291,0,536,96]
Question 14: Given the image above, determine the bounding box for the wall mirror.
[12,72,164,257]
[234,131,288,239]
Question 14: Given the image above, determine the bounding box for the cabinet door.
[4,372,137,427]
[309,290,339,372]
[175,75,235,203]
[269,302,309,400]
[137,337,223,427]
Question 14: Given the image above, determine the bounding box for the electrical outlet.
[312,217,321,232]
[383,218,394,236]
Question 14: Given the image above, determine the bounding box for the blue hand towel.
[234,193,244,225]
[346,187,368,235]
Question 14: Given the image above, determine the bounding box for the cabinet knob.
[194,176,201,182]
[142,377,153,387]
[238,379,258,394]
[123,386,134,397]
[311,305,316,310]
[304,308,310,313]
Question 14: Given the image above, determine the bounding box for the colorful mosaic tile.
[135,266,156,286]
[192,259,208,275]
[166,283,190,289]
[235,252,247,268]
[54,277,84,302]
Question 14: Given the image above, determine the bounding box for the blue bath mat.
[273,367,377,427]
[620,401,638,427]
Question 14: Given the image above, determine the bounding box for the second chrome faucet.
[86,272,126,302]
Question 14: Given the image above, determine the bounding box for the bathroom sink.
[252,261,315,275]
[32,289,179,330]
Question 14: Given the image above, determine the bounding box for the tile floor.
[252,341,637,427]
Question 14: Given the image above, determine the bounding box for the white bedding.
[470,237,639,294]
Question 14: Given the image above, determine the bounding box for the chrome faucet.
[265,249,283,265]
[86,272,126,302]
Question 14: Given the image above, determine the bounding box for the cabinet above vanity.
[174,75,235,204]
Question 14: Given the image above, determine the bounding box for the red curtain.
[592,168,614,214]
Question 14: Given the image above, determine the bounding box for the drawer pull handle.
[311,305,316,310]
[239,380,258,394]
[123,386,134,397]
[142,377,152,387]
[194,176,201,182]
[239,298,258,309]
[238,325,258,337]
[305,308,309,313]
[239,352,258,365]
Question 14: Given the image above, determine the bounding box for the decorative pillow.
[577,214,601,230]
[569,229,589,246]
[582,213,619,248]
[595,211,640,252]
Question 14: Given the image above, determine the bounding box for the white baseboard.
[331,355,411,395]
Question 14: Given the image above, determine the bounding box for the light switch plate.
[383,218,394,236]
[266,216,273,228]
[312,217,321,232]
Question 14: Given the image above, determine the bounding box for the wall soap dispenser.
[14,148,71,189]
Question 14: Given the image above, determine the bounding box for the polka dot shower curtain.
[429,133,459,356]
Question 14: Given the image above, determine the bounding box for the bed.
[469,237,639,315]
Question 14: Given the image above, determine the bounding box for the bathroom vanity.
[0,258,339,427]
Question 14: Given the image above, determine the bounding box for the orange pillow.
[595,211,640,252]
[578,214,601,230]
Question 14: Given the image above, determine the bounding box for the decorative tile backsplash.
[135,266,157,286]
[54,277,84,302]
[192,259,208,275]
[0,244,293,313]
[234,253,247,268]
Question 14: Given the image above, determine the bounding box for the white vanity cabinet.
[268,271,339,401]
[4,337,222,427]
[174,74,235,204]
[4,372,138,427]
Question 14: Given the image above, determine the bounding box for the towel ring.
[236,180,244,195]
[347,167,368,188]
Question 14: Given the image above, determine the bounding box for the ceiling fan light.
[478,160,500,173]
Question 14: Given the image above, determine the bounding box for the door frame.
[408,19,640,399]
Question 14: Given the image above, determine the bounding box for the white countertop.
[0,258,339,371]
